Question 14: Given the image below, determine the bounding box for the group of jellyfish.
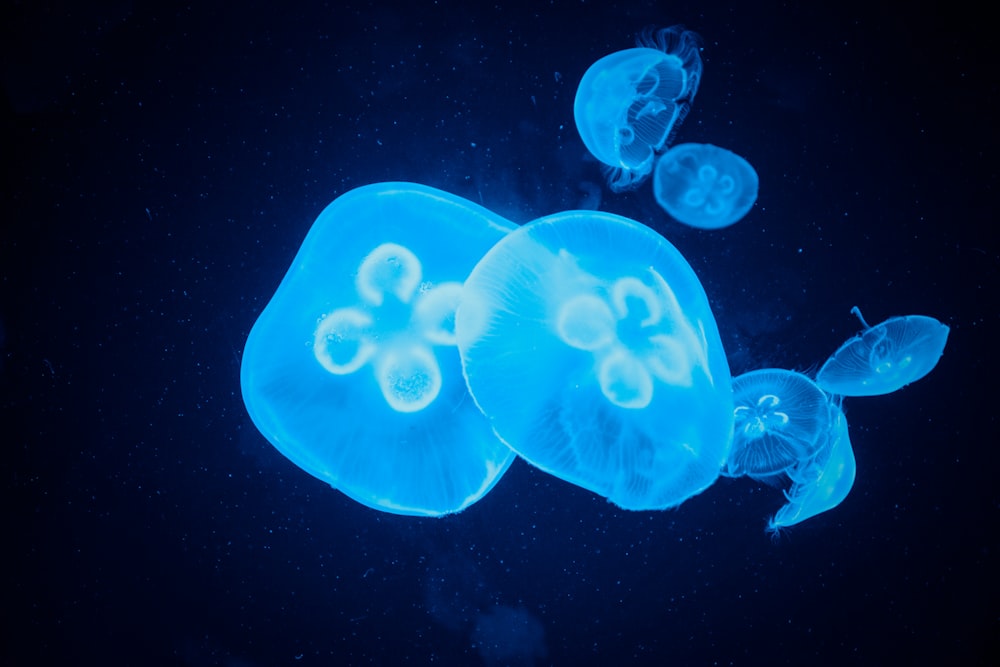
[240,28,949,533]
[575,26,759,228]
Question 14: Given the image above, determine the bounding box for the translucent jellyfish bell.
[816,306,950,397]
[574,26,703,192]
[653,143,759,229]
[724,369,834,479]
[455,210,733,510]
[721,369,853,532]
[241,183,517,516]
[768,404,856,531]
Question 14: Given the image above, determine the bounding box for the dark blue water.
[4,1,996,664]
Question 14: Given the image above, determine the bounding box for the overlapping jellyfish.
[654,143,759,229]
[242,24,950,535]
[724,369,833,479]
[240,183,517,517]
[722,369,855,530]
[720,303,949,531]
[769,403,855,532]
[574,26,702,192]
[242,187,735,515]
[455,211,734,510]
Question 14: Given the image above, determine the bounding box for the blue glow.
[769,404,856,531]
[653,143,759,229]
[724,369,834,478]
[722,369,856,531]
[240,183,517,516]
[816,306,950,397]
[574,26,702,192]
[455,210,733,510]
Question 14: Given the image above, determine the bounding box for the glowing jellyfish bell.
[722,368,855,532]
[574,26,703,192]
[768,404,856,532]
[723,369,834,479]
[455,210,734,510]
[653,143,759,229]
[816,306,950,397]
[240,183,517,517]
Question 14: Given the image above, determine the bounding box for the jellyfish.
[722,369,854,531]
[574,26,703,192]
[768,404,856,531]
[724,369,834,479]
[816,306,950,397]
[653,143,759,229]
[455,210,733,510]
[240,182,517,516]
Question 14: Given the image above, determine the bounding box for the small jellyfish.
[653,143,759,229]
[574,26,703,192]
[722,368,854,532]
[455,210,733,510]
[768,404,856,531]
[241,183,517,516]
[816,306,950,397]
[724,369,834,479]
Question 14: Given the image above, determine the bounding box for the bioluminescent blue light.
[816,306,950,397]
[653,143,759,229]
[240,182,517,517]
[722,368,855,531]
[455,210,734,510]
[724,369,834,478]
[574,26,703,192]
[768,404,856,531]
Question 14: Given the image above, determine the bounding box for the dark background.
[3,1,996,664]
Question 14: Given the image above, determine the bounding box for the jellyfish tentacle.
[850,305,871,329]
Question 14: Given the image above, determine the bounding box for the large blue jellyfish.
[723,369,834,478]
[455,210,733,510]
[653,143,759,229]
[240,183,517,516]
[574,26,703,192]
[816,306,950,397]
[769,404,856,532]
